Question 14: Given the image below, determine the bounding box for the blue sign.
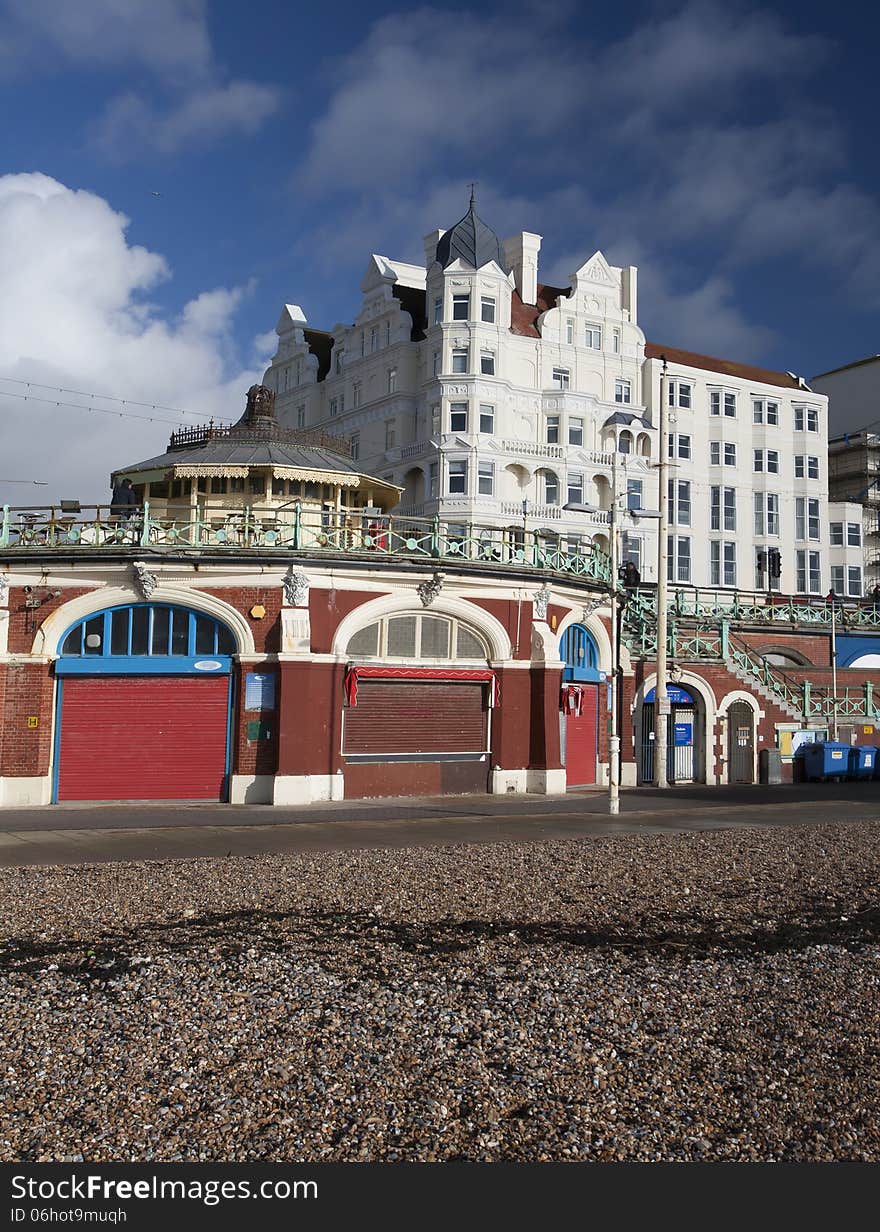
[245,671,276,712]
[645,685,694,704]
[674,722,693,747]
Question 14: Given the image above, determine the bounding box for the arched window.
[59,604,236,660]
[346,613,488,661]
[560,623,600,680]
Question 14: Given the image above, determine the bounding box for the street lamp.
[566,456,660,815]
[655,354,671,788]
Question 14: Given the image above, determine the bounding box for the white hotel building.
[263,199,859,597]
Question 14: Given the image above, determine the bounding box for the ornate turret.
[435,191,509,272]
[238,383,277,431]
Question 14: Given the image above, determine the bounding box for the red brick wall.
[466,598,532,659]
[231,661,278,776]
[201,586,283,653]
[6,587,96,654]
[737,629,831,666]
[276,660,345,777]
[0,661,55,776]
[309,589,385,655]
[529,666,563,771]
[492,667,531,768]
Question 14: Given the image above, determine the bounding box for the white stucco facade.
[262,204,838,596]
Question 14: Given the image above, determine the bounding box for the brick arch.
[32,584,255,657]
[750,643,813,666]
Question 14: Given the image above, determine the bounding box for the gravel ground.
[1,821,879,1162]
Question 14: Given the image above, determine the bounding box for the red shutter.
[344,680,487,755]
[565,684,598,786]
[57,676,229,801]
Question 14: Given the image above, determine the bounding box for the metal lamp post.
[565,455,659,815]
[655,355,671,788]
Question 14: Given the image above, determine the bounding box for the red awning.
[345,665,499,707]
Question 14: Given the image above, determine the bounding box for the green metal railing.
[620,602,880,722]
[0,503,612,584]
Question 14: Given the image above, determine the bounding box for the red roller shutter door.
[344,679,487,754]
[565,684,598,786]
[57,676,229,802]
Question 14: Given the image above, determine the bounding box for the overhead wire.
[0,373,240,431]
[0,376,207,420]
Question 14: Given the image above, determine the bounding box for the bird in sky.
[149,191,162,197]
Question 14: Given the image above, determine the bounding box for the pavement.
[1,781,879,866]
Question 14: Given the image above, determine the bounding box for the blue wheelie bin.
[801,741,851,782]
[848,745,878,780]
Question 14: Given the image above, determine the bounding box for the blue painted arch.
[55,603,235,675]
[560,623,604,682]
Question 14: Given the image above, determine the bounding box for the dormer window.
[452,294,470,321]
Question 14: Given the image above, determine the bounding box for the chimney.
[504,232,542,306]
[621,266,638,324]
[423,229,444,271]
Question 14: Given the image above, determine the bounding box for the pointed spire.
[435,190,508,272]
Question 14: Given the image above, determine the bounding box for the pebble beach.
[2,821,879,1162]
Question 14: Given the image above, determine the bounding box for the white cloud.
[0,174,264,506]
[0,0,282,157]
[93,81,282,157]
[292,1,879,354]
[0,0,214,79]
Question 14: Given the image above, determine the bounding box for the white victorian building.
[262,197,853,597]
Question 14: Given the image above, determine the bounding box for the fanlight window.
[347,614,488,661]
[60,604,236,658]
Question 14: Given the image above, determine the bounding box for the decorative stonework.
[132,561,158,600]
[586,261,613,284]
[0,575,8,607]
[283,568,310,608]
[417,571,445,608]
[533,585,551,621]
[582,599,604,621]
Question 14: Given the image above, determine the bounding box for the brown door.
[727,702,754,784]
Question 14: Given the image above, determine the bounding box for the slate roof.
[435,198,509,272]
[115,438,363,476]
[644,342,806,390]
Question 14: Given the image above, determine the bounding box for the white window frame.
[568,418,584,447]
[667,535,691,583]
[480,296,496,324]
[669,380,692,409]
[585,323,602,349]
[451,347,469,374]
[552,367,571,391]
[478,404,494,434]
[614,378,632,405]
[477,462,494,496]
[480,350,495,376]
[449,402,468,433]
[448,459,468,495]
[452,294,470,321]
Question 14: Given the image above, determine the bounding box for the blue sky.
[0,0,878,503]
